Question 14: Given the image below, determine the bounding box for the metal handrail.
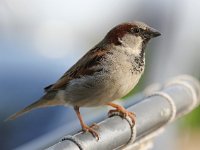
[46,75,200,150]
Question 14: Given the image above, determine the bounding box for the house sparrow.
[7,21,161,140]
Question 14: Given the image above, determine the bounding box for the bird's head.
[104,21,161,55]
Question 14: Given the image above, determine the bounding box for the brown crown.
[105,23,135,45]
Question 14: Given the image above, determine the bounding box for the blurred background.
[0,0,200,150]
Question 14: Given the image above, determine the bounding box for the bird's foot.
[82,124,99,140]
[74,106,100,140]
[108,104,136,125]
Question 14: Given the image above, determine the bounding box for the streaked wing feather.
[44,47,106,92]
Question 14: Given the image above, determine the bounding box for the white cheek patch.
[118,35,143,56]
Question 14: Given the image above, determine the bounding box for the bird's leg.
[106,102,136,125]
[74,106,99,140]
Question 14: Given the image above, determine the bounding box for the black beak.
[149,27,161,38]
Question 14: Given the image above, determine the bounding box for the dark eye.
[131,27,140,33]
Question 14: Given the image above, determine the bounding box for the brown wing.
[44,47,106,92]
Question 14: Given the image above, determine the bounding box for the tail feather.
[6,93,65,121]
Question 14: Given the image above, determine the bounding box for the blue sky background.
[0,0,200,149]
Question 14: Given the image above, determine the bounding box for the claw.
[107,102,136,125]
[82,124,99,140]
[90,123,99,129]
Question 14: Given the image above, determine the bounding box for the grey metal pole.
[46,75,200,150]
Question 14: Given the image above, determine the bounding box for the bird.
[7,21,161,140]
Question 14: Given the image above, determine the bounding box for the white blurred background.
[0,0,200,150]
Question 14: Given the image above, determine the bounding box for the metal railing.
[46,75,200,150]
